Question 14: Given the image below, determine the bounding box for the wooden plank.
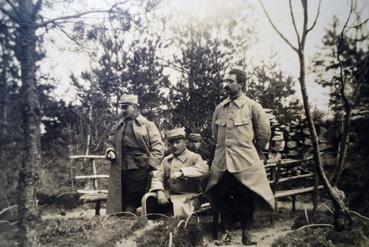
[70,155,106,159]
[75,175,109,179]
[265,157,313,168]
[279,157,313,166]
[265,163,277,168]
[278,173,314,183]
[80,194,108,202]
[275,185,324,198]
[77,189,108,194]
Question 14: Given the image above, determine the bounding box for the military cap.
[166,128,186,141]
[188,133,202,142]
[119,94,138,105]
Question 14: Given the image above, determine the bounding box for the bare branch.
[338,0,354,109]
[4,0,20,17]
[350,210,369,221]
[37,10,114,28]
[36,0,136,28]
[0,5,19,24]
[31,0,43,20]
[331,0,354,186]
[297,224,334,231]
[54,22,84,47]
[348,18,369,29]
[300,0,308,49]
[289,0,301,45]
[307,0,322,33]
[258,0,298,52]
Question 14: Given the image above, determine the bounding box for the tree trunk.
[298,49,352,231]
[85,104,92,155]
[17,0,41,245]
[331,107,352,186]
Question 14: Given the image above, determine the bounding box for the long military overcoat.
[206,93,275,209]
[105,115,164,214]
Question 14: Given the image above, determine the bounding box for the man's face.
[168,138,187,156]
[188,141,201,151]
[120,104,138,119]
[223,73,242,96]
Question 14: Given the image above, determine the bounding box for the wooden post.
[95,200,101,216]
[70,158,75,189]
[292,195,296,212]
[92,159,98,190]
[312,160,319,212]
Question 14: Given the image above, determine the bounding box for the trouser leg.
[208,172,235,231]
[146,195,173,220]
[122,169,150,213]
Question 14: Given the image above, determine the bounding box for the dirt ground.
[2,199,368,246]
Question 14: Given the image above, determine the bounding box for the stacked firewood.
[264,109,336,164]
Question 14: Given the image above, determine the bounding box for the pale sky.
[41,0,369,111]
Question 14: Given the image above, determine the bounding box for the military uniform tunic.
[206,93,275,209]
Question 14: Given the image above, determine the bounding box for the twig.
[297,223,334,231]
[318,203,333,214]
[0,5,19,23]
[304,207,310,224]
[176,220,185,228]
[41,157,57,167]
[258,0,298,52]
[0,220,17,226]
[306,0,322,33]
[348,18,369,28]
[138,213,170,220]
[0,205,18,218]
[4,0,20,17]
[108,211,138,218]
[184,213,200,228]
[289,0,301,44]
[168,232,173,247]
[350,210,369,221]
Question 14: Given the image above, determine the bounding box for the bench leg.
[95,201,101,216]
[292,195,296,212]
[269,211,274,226]
[312,189,318,212]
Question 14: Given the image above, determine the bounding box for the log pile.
[264,109,336,164]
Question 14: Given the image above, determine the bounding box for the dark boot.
[214,230,232,246]
[241,229,257,246]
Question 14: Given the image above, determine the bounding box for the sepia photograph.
[0,0,368,246]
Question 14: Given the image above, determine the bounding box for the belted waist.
[121,146,146,156]
[121,145,148,170]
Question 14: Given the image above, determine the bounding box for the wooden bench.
[70,155,109,216]
[265,157,324,211]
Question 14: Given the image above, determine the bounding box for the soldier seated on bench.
[142,128,209,218]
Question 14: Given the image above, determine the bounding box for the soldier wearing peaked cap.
[187,132,214,167]
[105,94,164,215]
[187,133,202,153]
[142,128,209,217]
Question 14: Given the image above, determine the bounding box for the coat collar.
[167,149,190,163]
[117,114,147,126]
[221,93,248,108]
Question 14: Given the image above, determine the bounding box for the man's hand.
[157,190,168,205]
[107,150,116,160]
[170,170,184,180]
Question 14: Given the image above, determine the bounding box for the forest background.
[0,0,368,242]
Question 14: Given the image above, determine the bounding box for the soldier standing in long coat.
[105,94,164,215]
[206,69,275,245]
